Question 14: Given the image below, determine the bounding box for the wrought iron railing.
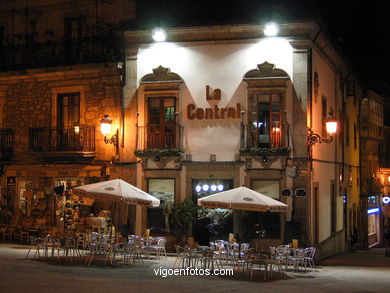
[136,123,183,151]
[0,128,14,154]
[240,122,289,149]
[29,126,95,152]
[0,36,121,71]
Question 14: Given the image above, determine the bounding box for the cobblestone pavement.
[1,243,390,293]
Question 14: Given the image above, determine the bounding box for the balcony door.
[57,93,80,151]
[249,92,282,148]
[147,97,176,149]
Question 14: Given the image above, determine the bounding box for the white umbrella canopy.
[197,186,288,212]
[73,179,160,207]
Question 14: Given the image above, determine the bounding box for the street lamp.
[100,114,118,150]
[307,117,338,147]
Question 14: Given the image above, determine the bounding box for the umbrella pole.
[110,202,116,239]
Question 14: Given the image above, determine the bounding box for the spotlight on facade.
[202,184,209,191]
[217,184,224,191]
[152,28,166,42]
[195,185,201,193]
[264,22,279,37]
[211,184,217,191]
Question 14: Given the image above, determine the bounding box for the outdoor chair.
[303,247,317,271]
[4,226,14,240]
[288,248,306,272]
[25,236,42,259]
[269,246,286,279]
[248,252,270,281]
[173,245,186,268]
[150,237,167,260]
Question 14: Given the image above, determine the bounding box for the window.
[251,180,280,199]
[64,17,84,40]
[345,116,350,146]
[249,92,283,148]
[147,179,175,235]
[147,97,177,149]
[57,92,81,151]
[57,92,80,127]
[321,96,327,136]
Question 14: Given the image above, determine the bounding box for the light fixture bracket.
[307,128,333,147]
[104,129,119,153]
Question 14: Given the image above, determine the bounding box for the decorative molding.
[140,66,183,83]
[243,62,289,80]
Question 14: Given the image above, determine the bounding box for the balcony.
[0,128,14,159]
[29,126,95,161]
[0,36,121,71]
[135,124,183,158]
[239,122,290,156]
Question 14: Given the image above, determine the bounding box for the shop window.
[147,178,175,235]
[147,97,177,149]
[249,92,283,148]
[251,180,280,199]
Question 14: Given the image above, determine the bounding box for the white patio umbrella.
[197,186,288,212]
[73,179,160,207]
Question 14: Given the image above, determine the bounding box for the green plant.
[239,146,291,155]
[172,198,198,241]
[134,149,184,157]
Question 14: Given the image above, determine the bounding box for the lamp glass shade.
[100,123,111,136]
[100,115,112,136]
[326,119,338,135]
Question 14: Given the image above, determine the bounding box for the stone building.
[0,0,136,233]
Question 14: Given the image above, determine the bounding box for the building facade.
[360,90,384,248]
[123,22,361,257]
[0,0,136,234]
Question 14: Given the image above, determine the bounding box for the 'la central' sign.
[187,85,242,120]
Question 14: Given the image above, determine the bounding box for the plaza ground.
[0,243,389,293]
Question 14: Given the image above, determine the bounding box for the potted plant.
[172,198,198,246]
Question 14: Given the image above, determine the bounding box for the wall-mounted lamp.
[100,114,118,151]
[307,117,338,147]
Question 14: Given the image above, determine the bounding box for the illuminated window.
[147,97,177,149]
[249,92,283,148]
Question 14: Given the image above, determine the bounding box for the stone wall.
[0,64,123,162]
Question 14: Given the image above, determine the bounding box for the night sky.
[136,0,390,96]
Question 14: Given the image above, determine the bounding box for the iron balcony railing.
[136,123,183,151]
[240,122,289,149]
[0,36,121,71]
[0,128,14,154]
[29,126,95,153]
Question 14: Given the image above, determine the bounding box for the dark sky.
[135,0,390,95]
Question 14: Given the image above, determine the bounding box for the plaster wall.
[136,39,293,161]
